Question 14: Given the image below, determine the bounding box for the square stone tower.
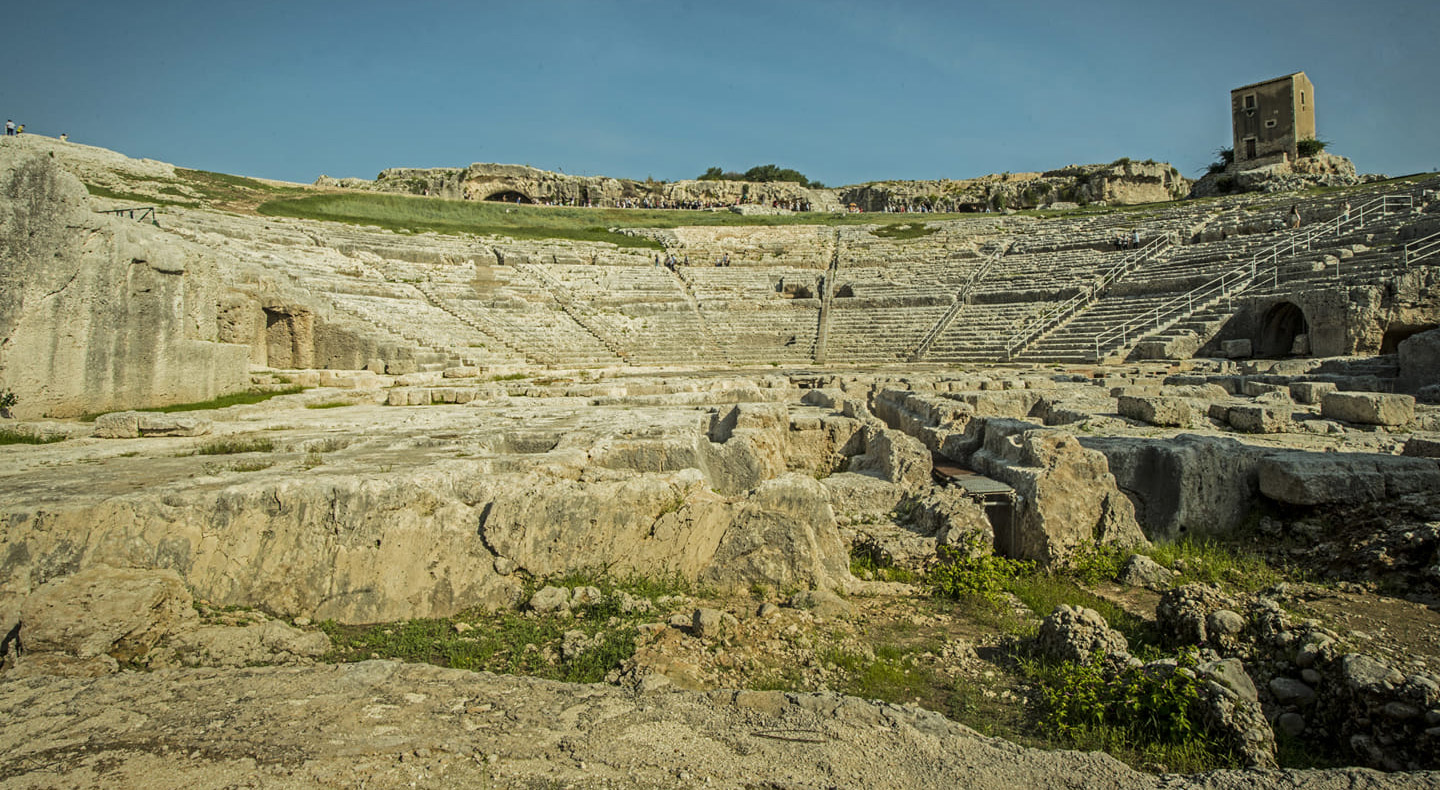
[1231,72,1316,167]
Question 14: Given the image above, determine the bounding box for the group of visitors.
[499,195,815,212]
[879,202,950,214]
[4,121,67,141]
[1113,229,1142,249]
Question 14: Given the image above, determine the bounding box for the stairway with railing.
[909,243,1007,362]
[1000,235,1171,361]
[1406,229,1440,266]
[1090,192,1418,362]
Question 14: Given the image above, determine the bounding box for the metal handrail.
[1405,230,1440,265]
[910,245,1004,361]
[97,205,157,223]
[1090,191,1414,361]
[1001,235,1169,360]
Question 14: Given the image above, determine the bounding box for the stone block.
[1110,385,1160,399]
[94,411,212,438]
[1258,451,1440,505]
[385,359,418,376]
[1320,392,1415,426]
[1117,395,1197,428]
[1402,434,1440,459]
[1398,328,1440,394]
[1289,381,1338,405]
[1221,339,1252,359]
[443,366,480,379]
[386,389,411,406]
[93,411,142,439]
[1209,376,1243,395]
[1228,405,1290,433]
[1242,380,1288,397]
[137,413,211,437]
[292,371,321,388]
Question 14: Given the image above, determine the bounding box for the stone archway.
[1257,301,1309,357]
[484,190,533,204]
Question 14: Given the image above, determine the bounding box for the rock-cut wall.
[0,151,250,418]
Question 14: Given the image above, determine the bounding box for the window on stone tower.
[1300,91,1306,108]
[1243,93,1257,110]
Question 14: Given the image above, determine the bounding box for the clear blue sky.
[4,1,1436,186]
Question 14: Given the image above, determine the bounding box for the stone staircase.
[1089,188,1432,361]
[1003,235,1173,361]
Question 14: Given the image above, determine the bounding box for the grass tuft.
[197,437,275,456]
[123,386,305,417]
[0,428,65,446]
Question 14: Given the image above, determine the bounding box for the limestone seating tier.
[924,302,1052,363]
[826,303,949,364]
[971,249,1128,300]
[96,169,1440,373]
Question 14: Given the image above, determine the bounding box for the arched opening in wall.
[484,190,532,204]
[1380,323,1439,354]
[1257,302,1309,357]
[835,284,856,298]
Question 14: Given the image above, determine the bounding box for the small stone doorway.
[1257,301,1308,357]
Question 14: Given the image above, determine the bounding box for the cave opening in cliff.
[484,190,533,204]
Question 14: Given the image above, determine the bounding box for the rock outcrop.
[958,419,1147,566]
[0,151,249,418]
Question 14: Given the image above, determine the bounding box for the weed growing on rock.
[101,386,306,420]
[321,572,691,684]
[197,437,275,456]
[0,428,64,446]
[1147,537,1282,593]
[849,540,917,584]
[1069,542,1129,585]
[1027,652,1240,773]
[929,544,1034,607]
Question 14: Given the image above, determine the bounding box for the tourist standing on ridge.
[59,133,68,143]
[1289,205,1302,229]
[4,120,14,136]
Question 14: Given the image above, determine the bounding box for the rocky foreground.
[0,660,1432,790]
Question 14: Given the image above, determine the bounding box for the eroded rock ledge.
[1,660,1430,790]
